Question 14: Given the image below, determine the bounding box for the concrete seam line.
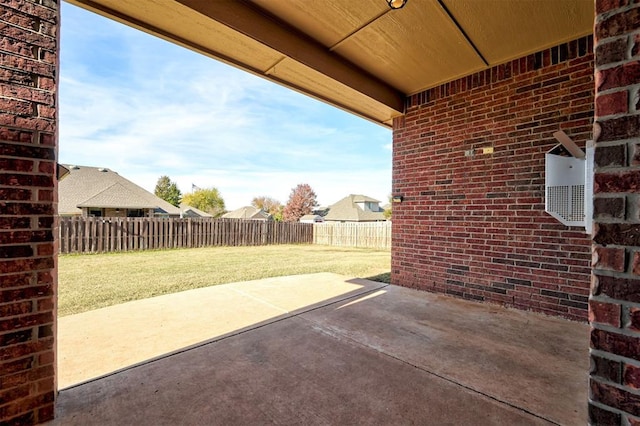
[227,287,290,314]
[302,318,563,426]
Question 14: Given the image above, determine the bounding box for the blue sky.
[58,3,392,209]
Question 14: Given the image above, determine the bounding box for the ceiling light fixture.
[387,0,407,9]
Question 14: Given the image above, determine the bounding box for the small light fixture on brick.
[387,0,408,9]
[57,164,70,181]
[392,195,404,203]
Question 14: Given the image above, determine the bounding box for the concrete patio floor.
[50,273,589,425]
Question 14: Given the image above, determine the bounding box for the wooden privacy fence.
[59,217,313,254]
[313,222,391,250]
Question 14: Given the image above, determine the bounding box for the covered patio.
[49,274,587,425]
[2,0,639,424]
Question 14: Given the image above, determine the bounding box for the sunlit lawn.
[58,244,390,316]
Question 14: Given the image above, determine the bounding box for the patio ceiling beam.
[174,0,406,113]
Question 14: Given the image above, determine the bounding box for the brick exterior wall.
[0,0,59,424]
[589,1,640,424]
[392,36,594,321]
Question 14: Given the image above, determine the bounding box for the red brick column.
[590,1,640,424]
[0,0,59,424]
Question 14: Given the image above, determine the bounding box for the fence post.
[60,217,67,253]
[72,216,79,253]
[186,218,192,248]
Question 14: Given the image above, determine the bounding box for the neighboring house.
[222,206,271,221]
[299,214,324,224]
[179,203,213,218]
[59,165,187,218]
[323,194,386,222]
[313,206,329,217]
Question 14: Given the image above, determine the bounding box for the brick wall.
[589,1,640,424]
[392,36,594,321]
[0,0,59,424]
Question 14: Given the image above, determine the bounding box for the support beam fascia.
[174,0,405,113]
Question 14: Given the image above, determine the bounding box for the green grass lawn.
[58,244,390,316]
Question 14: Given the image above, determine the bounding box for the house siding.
[0,0,59,423]
[392,36,594,321]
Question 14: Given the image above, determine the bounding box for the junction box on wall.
[544,131,594,234]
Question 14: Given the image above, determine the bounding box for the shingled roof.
[59,165,182,216]
[179,203,212,218]
[222,206,271,220]
[323,194,386,222]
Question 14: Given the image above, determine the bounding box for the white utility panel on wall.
[545,136,594,234]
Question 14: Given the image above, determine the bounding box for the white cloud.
[59,2,391,211]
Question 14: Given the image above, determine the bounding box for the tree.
[283,184,317,222]
[251,196,284,221]
[383,195,392,220]
[154,176,182,207]
[182,187,226,217]
[271,207,284,222]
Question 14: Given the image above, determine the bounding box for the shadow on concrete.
[50,273,588,425]
[56,273,388,389]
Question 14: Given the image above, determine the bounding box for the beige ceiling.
[66,0,594,127]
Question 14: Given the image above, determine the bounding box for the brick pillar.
[590,2,640,424]
[0,0,59,424]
